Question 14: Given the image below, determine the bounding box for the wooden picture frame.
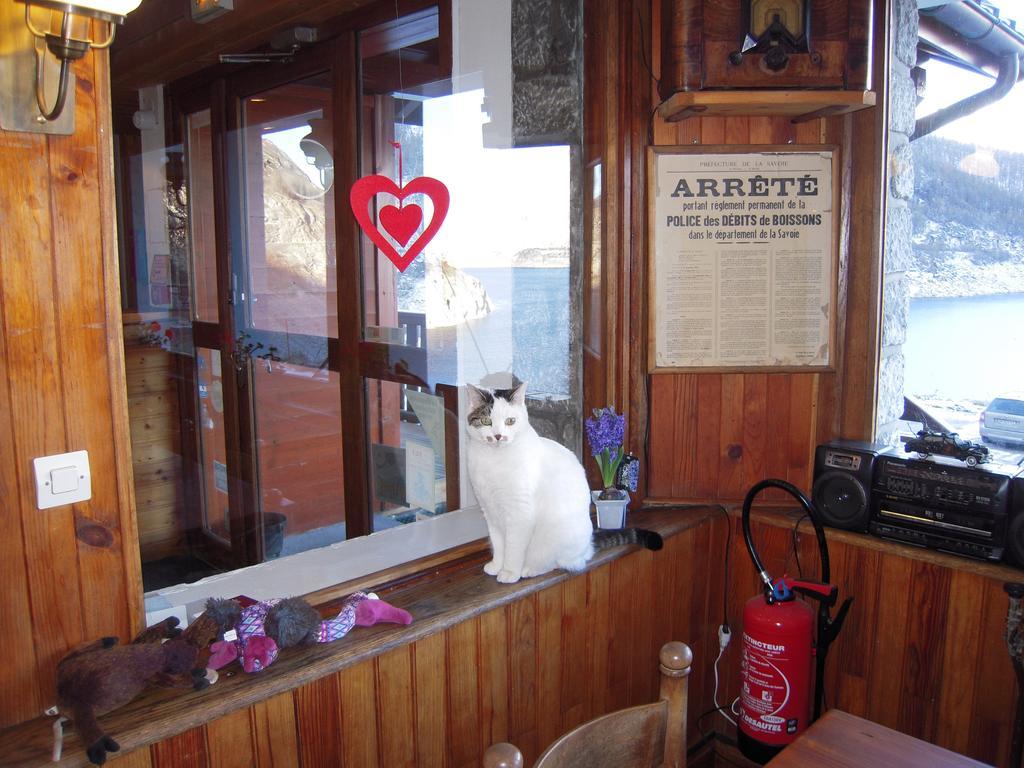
[648,144,839,373]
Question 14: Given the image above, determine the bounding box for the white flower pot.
[592,490,628,529]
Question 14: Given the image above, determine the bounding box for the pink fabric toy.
[206,592,412,673]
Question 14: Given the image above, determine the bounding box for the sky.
[917,0,1024,150]
[422,89,570,269]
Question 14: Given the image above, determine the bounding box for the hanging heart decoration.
[349,143,450,273]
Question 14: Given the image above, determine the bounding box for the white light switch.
[50,466,79,494]
[33,450,91,509]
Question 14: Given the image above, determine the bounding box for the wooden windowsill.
[0,505,721,768]
[721,502,1024,582]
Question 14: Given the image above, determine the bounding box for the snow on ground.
[909,397,1023,467]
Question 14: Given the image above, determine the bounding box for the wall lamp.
[0,0,141,134]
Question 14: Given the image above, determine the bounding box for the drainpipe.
[913,52,1021,140]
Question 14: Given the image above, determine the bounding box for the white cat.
[466,382,661,584]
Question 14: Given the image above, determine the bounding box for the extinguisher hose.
[741,478,832,593]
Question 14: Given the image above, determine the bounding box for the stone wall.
[876,0,918,444]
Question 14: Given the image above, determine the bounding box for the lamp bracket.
[0,1,75,134]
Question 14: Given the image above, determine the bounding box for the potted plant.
[585,406,639,528]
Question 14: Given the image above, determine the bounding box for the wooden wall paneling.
[896,560,951,741]
[692,516,724,737]
[558,566,588,733]
[536,586,563,753]
[478,607,510,748]
[785,374,818,493]
[827,541,882,718]
[694,374,722,499]
[374,647,416,768]
[718,375,747,499]
[968,582,1018,766]
[1,100,85,727]
[204,708,255,768]
[935,570,985,757]
[149,727,208,768]
[606,556,637,711]
[293,675,344,768]
[670,375,699,499]
[740,373,768,495]
[585,564,612,723]
[645,374,676,498]
[446,618,481,768]
[632,549,658,707]
[763,375,793,501]
[0,237,41,727]
[864,552,912,726]
[251,692,299,767]
[53,49,130,642]
[339,659,380,767]
[723,115,750,145]
[413,631,448,767]
[508,594,539,764]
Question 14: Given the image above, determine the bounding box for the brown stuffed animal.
[54,612,225,765]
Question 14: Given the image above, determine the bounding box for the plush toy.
[51,610,228,765]
[205,592,412,673]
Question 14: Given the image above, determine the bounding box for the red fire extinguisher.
[737,479,853,764]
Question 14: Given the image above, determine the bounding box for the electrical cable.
[792,512,809,578]
[713,640,737,727]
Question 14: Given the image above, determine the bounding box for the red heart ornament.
[379,203,422,247]
[349,175,450,272]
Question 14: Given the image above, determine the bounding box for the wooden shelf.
[657,90,877,124]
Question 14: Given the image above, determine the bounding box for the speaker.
[812,441,887,532]
[1005,473,1024,568]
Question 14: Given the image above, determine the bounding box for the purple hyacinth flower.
[585,407,625,457]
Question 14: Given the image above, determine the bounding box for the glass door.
[179,97,252,571]
[228,70,349,558]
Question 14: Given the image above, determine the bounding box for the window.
[113,0,582,607]
[880,0,1024,466]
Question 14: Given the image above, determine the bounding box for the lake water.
[904,293,1024,402]
[427,267,570,395]
[424,274,1022,407]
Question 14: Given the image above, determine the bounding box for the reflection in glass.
[242,75,337,338]
[186,109,218,322]
[195,347,230,542]
[252,360,346,557]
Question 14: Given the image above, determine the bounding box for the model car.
[904,430,989,467]
[979,395,1024,448]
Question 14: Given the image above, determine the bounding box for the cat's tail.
[592,528,663,552]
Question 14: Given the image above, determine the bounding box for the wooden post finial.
[660,641,693,677]
[483,742,525,768]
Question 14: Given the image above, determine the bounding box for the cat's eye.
[481,417,492,426]
[505,417,516,426]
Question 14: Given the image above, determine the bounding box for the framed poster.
[648,146,837,372]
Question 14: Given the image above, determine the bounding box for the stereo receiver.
[868,453,1016,562]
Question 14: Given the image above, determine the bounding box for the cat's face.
[466,382,528,445]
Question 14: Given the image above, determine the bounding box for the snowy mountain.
[908,136,1024,297]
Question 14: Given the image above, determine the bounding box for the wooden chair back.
[483,641,692,768]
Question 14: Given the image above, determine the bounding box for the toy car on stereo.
[903,429,989,467]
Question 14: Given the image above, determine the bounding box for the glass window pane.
[251,359,346,557]
[195,347,230,541]
[186,109,219,322]
[242,75,337,338]
[365,377,455,528]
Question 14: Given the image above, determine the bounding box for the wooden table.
[765,710,992,767]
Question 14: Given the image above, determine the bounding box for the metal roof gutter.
[913,0,1024,140]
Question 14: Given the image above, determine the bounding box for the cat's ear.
[509,381,527,407]
[466,384,487,409]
